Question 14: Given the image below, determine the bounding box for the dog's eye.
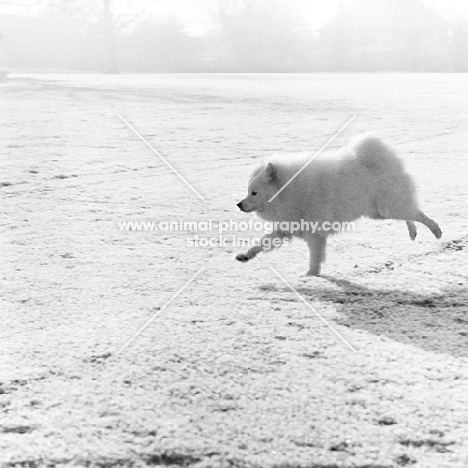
[251,191,257,196]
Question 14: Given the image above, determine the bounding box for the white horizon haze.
[1,0,467,36]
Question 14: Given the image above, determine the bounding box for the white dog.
[236,133,442,275]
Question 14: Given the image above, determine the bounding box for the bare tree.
[213,0,309,71]
[125,17,192,72]
[51,0,150,73]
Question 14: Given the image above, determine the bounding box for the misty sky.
[156,0,468,34]
[1,0,468,35]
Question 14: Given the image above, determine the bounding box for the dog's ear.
[265,162,277,181]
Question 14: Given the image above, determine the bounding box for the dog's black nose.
[237,201,243,210]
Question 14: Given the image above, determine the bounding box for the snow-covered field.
[1,73,468,468]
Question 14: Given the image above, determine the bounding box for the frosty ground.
[1,73,468,468]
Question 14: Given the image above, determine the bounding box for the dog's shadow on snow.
[267,275,468,358]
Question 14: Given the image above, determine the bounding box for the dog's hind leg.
[409,210,442,239]
[379,200,441,240]
[406,221,417,241]
[306,234,327,276]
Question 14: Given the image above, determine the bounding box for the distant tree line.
[0,0,316,73]
[0,0,468,73]
[452,20,468,72]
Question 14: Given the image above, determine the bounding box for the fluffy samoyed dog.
[236,133,442,275]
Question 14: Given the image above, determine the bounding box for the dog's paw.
[236,253,250,263]
[306,269,321,276]
[408,228,417,241]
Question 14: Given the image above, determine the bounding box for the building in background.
[316,0,452,71]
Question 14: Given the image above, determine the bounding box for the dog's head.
[237,162,278,214]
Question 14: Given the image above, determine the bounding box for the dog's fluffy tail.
[349,133,405,175]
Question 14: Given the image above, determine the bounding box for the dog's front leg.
[236,230,290,263]
[306,234,327,276]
